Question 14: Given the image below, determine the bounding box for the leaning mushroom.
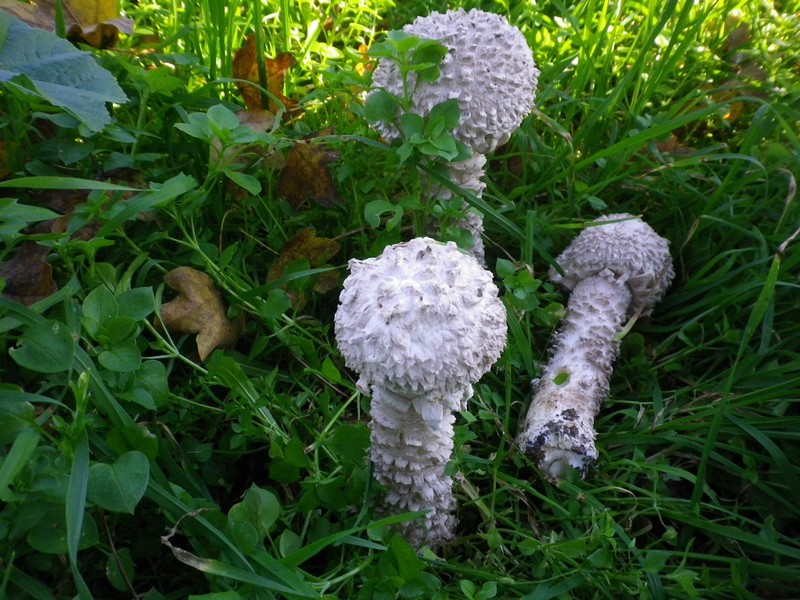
[517,214,674,478]
[334,237,507,546]
[370,8,539,263]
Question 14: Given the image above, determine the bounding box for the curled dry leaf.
[277,136,342,208]
[232,35,297,113]
[157,267,244,362]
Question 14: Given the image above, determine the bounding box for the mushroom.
[370,8,539,263]
[516,214,674,478]
[334,237,507,546]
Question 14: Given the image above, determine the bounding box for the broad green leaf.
[364,89,398,124]
[106,424,159,460]
[9,319,75,373]
[106,547,135,592]
[99,340,141,372]
[224,169,262,195]
[27,506,99,554]
[207,103,241,132]
[228,485,281,538]
[0,13,127,131]
[131,360,170,408]
[87,451,149,513]
[117,287,155,320]
[82,285,119,337]
[428,98,460,132]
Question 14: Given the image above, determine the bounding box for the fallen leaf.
[267,228,340,307]
[277,136,342,208]
[156,267,244,362]
[0,241,57,305]
[232,36,297,112]
[0,0,133,48]
[0,0,54,31]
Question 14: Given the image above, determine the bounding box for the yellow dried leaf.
[157,267,244,362]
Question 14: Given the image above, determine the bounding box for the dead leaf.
[267,228,340,307]
[277,136,341,208]
[157,267,244,362]
[0,0,132,48]
[232,36,297,112]
[0,0,54,31]
[0,242,57,305]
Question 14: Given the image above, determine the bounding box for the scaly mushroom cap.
[549,214,674,316]
[334,237,507,414]
[370,8,539,154]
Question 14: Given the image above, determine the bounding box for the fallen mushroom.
[517,214,674,478]
[370,8,539,263]
[334,237,507,546]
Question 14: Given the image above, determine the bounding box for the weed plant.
[1,0,799,598]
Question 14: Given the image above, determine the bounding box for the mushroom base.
[517,276,632,478]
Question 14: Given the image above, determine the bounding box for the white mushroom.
[334,237,507,546]
[517,214,674,478]
[370,8,539,263]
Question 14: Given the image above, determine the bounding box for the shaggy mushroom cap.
[549,214,675,316]
[370,8,539,155]
[334,237,507,422]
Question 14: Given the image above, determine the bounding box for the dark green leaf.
[87,451,149,514]
[9,319,75,373]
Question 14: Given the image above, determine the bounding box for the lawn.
[1,0,799,598]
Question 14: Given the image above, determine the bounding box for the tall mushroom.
[517,214,674,478]
[334,237,507,546]
[370,8,540,264]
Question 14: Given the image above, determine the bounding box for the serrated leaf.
[0,13,127,131]
[87,451,149,514]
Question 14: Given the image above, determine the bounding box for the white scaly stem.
[517,275,632,478]
[369,385,462,546]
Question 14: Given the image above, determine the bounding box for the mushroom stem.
[517,276,632,478]
[369,385,459,546]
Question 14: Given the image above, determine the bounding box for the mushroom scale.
[334,237,507,546]
[517,214,674,478]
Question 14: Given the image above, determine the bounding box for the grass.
[0,0,799,598]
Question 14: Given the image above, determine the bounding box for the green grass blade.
[66,427,93,599]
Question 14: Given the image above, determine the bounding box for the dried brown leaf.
[277,137,341,208]
[0,242,57,305]
[232,36,297,112]
[267,228,340,308]
[157,267,244,362]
